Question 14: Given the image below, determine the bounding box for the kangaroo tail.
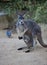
[37,33,47,48]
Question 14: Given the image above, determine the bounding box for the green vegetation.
[0,0,47,23]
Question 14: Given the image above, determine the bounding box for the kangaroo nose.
[21,23,24,25]
[21,21,24,25]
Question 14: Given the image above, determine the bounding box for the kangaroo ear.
[16,9,28,17]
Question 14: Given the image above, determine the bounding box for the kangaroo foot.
[25,49,30,53]
[17,48,23,50]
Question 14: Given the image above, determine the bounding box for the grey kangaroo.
[16,15,47,53]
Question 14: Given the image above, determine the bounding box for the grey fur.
[16,18,47,52]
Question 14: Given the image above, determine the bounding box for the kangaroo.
[16,15,47,53]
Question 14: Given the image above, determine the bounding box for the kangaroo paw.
[18,37,23,40]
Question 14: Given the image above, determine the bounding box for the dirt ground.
[0,24,47,65]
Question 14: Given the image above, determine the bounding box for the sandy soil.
[0,24,47,65]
